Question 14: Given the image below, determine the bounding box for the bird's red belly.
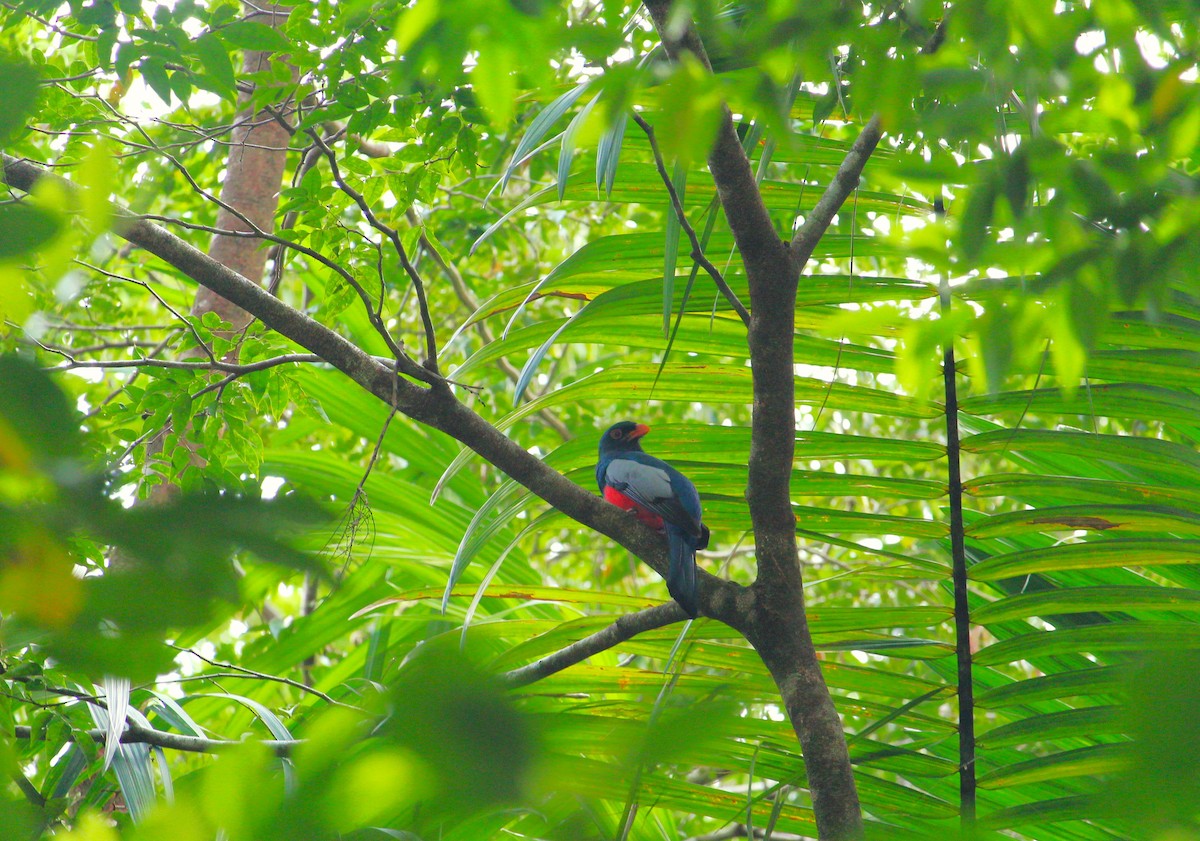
[603,486,664,530]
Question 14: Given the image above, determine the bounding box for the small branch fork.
[629,111,751,327]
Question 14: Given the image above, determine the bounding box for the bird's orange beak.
[631,423,650,439]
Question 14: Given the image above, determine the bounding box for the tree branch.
[166,643,363,711]
[12,723,298,758]
[630,111,751,327]
[639,4,870,837]
[1,152,747,625]
[501,601,688,688]
[788,115,883,264]
[641,0,789,286]
[45,352,323,374]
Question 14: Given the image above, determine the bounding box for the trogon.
[596,421,709,618]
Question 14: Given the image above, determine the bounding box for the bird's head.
[599,420,650,455]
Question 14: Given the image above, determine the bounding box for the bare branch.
[46,352,323,374]
[12,723,298,758]
[2,151,748,624]
[305,129,441,372]
[630,111,751,326]
[788,116,883,265]
[502,602,688,688]
[2,2,97,41]
[166,643,363,711]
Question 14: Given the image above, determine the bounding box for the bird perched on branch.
[596,421,709,618]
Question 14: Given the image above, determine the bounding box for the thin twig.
[46,352,323,374]
[2,2,97,40]
[76,258,217,363]
[167,643,363,711]
[630,111,751,327]
[305,129,441,373]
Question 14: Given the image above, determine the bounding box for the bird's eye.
[611,429,624,439]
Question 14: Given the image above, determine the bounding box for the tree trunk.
[744,592,864,839]
[147,2,293,502]
[641,3,872,837]
[194,3,294,332]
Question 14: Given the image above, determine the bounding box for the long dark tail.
[666,526,699,618]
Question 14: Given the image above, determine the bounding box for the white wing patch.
[605,459,672,500]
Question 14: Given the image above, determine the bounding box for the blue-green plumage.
[597,421,709,618]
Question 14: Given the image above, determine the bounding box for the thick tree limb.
[502,601,688,688]
[1,153,748,627]
[789,115,883,264]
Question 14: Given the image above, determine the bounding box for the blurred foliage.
[0,356,326,680]
[2,0,1200,839]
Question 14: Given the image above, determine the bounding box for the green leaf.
[969,539,1200,581]
[218,20,292,52]
[393,0,439,54]
[976,623,1200,666]
[0,355,83,467]
[193,33,237,96]
[498,81,590,195]
[596,110,626,197]
[974,586,1200,624]
[0,203,62,259]
[977,743,1128,789]
[472,41,518,127]
[978,705,1122,748]
[557,92,599,201]
[140,60,173,105]
[966,504,1200,539]
[0,58,39,143]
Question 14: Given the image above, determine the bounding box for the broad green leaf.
[0,203,62,259]
[0,58,39,143]
[966,504,1200,539]
[217,20,292,51]
[975,667,1122,709]
[973,586,1200,624]
[978,706,1122,748]
[976,743,1128,789]
[969,539,1200,581]
[976,623,1200,666]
